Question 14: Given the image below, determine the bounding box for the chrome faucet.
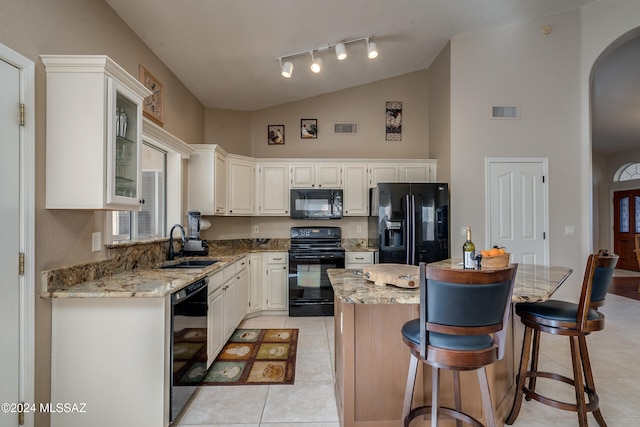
[167,224,187,260]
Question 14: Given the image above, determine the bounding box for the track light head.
[335,42,347,60]
[309,51,322,73]
[367,39,378,59]
[311,57,322,73]
[279,59,293,78]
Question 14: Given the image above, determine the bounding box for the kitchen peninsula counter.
[328,261,572,427]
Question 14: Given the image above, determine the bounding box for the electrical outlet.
[254,226,259,233]
[461,227,467,237]
[356,225,362,233]
[92,232,102,252]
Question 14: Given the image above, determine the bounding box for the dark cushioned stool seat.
[517,300,601,323]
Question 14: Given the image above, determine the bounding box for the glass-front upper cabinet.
[108,78,142,207]
[41,55,151,210]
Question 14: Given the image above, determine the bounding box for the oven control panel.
[291,226,341,239]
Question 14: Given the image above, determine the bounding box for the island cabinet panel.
[334,299,518,427]
[334,300,428,427]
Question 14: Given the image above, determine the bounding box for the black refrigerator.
[368,183,449,265]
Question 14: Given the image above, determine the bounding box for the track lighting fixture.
[310,51,322,73]
[366,38,378,59]
[276,36,378,79]
[335,42,347,61]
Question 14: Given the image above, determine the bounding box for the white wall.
[249,71,429,159]
[450,11,584,300]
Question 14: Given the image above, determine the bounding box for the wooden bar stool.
[506,251,618,427]
[401,263,518,427]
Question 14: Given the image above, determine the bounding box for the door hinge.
[18,402,24,425]
[19,252,25,275]
[20,103,25,126]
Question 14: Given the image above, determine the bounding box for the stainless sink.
[158,259,218,269]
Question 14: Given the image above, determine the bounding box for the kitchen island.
[328,261,572,427]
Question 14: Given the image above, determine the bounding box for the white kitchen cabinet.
[248,254,263,313]
[221,256,247,340]
[343,164,369,216]
[346,251,374,269]
[399,161,438,182]
[51,297,170,427]
[188,144,227,215]
[265,252,288,310]
[42,55,151,210]
[291,163,342,188]
[227,156,255,215]
[207,285,225,367]
[257,163,289,215]
[368,163,398,188]
[234,269,249,326]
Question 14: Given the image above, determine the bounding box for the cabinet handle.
[355,257,364,260]
[273,257,282,261]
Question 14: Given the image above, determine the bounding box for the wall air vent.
[491,105,520,119]
[334,122,359,134]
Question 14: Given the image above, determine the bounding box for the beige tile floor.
[175,294,640,427]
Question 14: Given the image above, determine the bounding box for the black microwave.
[290,189,343,219]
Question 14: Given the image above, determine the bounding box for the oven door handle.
[290,254,343,260]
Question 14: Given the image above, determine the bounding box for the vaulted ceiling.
[104,0,639,154]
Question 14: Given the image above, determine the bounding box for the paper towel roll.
[200,218,211,230]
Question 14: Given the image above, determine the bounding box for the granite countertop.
[41,240,377,299]
[329,268,421,304]
[328,259,573,305]
[41,253,248,299]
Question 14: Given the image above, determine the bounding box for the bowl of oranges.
[478,246,510,268]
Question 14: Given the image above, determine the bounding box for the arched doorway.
[591,27,640,271]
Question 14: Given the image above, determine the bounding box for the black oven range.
[288,226,345,316]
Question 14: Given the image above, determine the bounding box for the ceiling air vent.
[491,105,520,119]
[334,122,359,134]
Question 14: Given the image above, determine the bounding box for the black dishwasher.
[170,277,208,423]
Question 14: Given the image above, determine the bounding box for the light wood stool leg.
[402,354,419,426]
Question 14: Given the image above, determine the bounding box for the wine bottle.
[463,226,475,270]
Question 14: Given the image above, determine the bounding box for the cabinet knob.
[139,199,145,204]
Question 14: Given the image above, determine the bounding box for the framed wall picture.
[301,119,317,139]
[268,125,285,145]
[385,101,402,141]
[139,65,164,126]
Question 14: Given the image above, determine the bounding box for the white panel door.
[488,159,548,265]
[0,58,20,424]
